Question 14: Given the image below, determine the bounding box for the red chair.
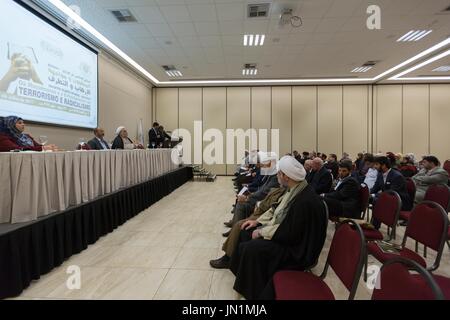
[367,201,449,273]
[359,183,370,221]
[365,191,402,242]
[400,184,450,223]
[426,274,450,300]
[443,160,450,178]
[405,177,416,206]
[372,257,444,300]
[362,191,401,281]
[273,220,365,300]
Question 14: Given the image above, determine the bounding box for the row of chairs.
[273,218,450,300]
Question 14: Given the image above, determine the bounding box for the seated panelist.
[0,116,58,152]
[112,126,143,150]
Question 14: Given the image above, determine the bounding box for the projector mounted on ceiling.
[279,8,302,28]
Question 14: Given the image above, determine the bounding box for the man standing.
[87,128,110,150]
[229,156,328,300]
[413,156,449,203]
[148,122,162,148]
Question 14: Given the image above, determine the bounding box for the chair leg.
[424,245,427,258]
[447,240,450,250]
[415,240,419,253]
[363,252,368,282]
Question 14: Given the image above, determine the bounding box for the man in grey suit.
[87,128,110,150]
[413,155,449,204]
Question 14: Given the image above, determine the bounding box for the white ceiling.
[57,0,450,84]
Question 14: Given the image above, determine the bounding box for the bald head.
[304,159,313,171]
[311,157,324,171]
[94,127,105,139]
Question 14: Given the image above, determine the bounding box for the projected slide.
[0,1,98,129]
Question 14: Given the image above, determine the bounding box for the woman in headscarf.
[0,116,57,152]
[111,126,143,150]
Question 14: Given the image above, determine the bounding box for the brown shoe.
[209,255,230,269]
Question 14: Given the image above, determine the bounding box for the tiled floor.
[12,177,450,300]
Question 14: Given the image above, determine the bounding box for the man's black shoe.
[210,255,230,269]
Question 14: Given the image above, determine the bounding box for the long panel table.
[0,149,178,224]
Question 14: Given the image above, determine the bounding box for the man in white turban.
[228,156,328,300]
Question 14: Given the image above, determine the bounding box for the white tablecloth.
[0,149,178,224]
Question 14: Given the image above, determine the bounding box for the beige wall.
[27,54,152,150]
[154,83,450,174]
[374,84,450,162]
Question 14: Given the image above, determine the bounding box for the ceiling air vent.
[247,3,271,18]
[110,9,137,23]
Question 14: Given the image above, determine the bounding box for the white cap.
[278,155,307,181]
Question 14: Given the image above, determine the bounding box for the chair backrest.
[405,177,416,203]
[359,183,370,215]
[403,201,449,271]
[372,257,444,300]
[372,191,402,228]
[322,220,366,300]
[424,184,450,211]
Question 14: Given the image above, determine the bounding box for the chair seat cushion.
[273,270,335,300]
[399,211,411,221]
[367,242,427,268]
[430,274,450,300]
[362,229,384,240]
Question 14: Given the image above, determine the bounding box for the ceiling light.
[351,66,372,73]
[243,34,265,46]
[163,65,183,77]
[433,66,450,72]
[390,49,450,80]
[242,68,258,76]
[397,30,432,42]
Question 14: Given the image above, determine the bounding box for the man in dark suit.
[371,156,413,211]
[309,157,333,194]
[322,160,361,218]
[325,153,339,180]
[87,128,110,150]
[148,122,162,148]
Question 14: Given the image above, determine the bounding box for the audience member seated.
[300,151,310,165]
[412,155,449,204]
[304,159,313,182]
[363,153,378,190]
[322,160,361,219]
[148,122,162,148]
[292,150,301,163]
[309,157,333,194]
[325,153,339,180]
[371,156,413,213]
[210,186,286,269]
[112,126,143,150]
[398,154,418,177]
[355,152,365,174]
[87,127,110,150]
[0,116,57,152]
[226,153,279,228]
[229,156,328,300]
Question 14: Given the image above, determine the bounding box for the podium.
[162,137,183,149]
